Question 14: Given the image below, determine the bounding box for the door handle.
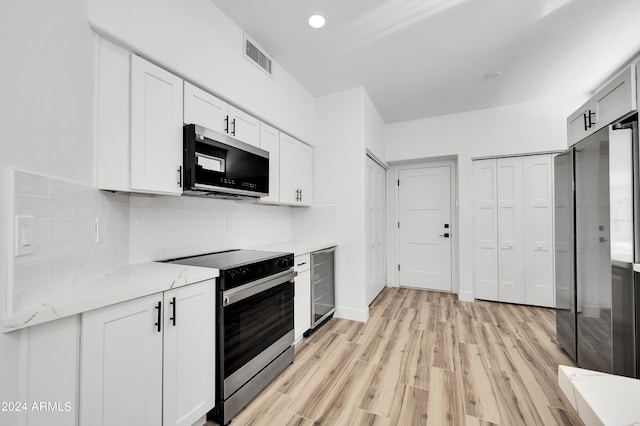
[169,296,176,327]
[154,301,162,333]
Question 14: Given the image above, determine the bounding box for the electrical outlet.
[94,217,105,243]
[14,215,36,256]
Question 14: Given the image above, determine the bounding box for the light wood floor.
[212,287,582,425]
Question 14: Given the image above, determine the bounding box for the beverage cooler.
[307,247,336,333]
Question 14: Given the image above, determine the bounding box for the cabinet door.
[259,122,280,203]
[294,141,313,206]
[228,105,260,147]
[163,281,215,426]
[523,154,554,307]
[593,65,636,131]
[473,159,499,301]
[96,36,131,192]
[294,269,311,341]
[183,81,228,134]
[497,157,525,304]
[567,102,595,147]
[80,294,163,426]
[279,133,297,204]
[130,55,184,195]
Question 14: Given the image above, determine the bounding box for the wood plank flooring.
[209,287,582,426]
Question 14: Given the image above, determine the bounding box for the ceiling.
[211,0,640,123]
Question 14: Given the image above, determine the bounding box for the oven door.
[221,270,295,399]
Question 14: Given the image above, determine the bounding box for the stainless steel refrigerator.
[554,114,638,378]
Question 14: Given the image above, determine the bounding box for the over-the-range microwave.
[182,123,269,198]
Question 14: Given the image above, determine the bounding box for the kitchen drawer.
[294,254,310,273]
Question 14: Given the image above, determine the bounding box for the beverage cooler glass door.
[311,248,336,327]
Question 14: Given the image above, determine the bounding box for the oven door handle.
[222,269,296,307]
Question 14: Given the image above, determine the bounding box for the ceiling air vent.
[244,34,273,77]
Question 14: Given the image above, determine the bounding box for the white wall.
[0,0,95,420]
[87,0,316,144]
[363,90,386,160]
[384,96,587,301]
[315,88,368,321]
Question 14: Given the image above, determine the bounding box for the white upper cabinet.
[183,81,228,135]
[130,55,184,195]
[280,133,312,206]
[294,141,313,206]
[183,82,260,147]
[259,122,280,203]
[228,105,260,147]
[96,37,183,195]
[567,65,636,146]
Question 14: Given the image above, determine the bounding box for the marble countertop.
[1,262,218,333]
[248,240,336,256]
[558,365,640,425]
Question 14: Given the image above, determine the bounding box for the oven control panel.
[221,254,294,290]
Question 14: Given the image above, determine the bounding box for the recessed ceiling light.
[308,14,326,29]
[484,72,502,80]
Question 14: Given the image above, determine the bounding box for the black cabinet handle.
[300,189,303,202]
[583,112,588,131]
[154,301,162,333]
[169,297,176,327]
[177,166,182,187]
[232,118,236,136]
[588,110,596,128]
[225,115,229,134]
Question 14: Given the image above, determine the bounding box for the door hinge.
[397,264,400,271]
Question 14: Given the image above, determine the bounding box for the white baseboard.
[457,290,474,302]
[334,305,369,322]
[386,279,399,288]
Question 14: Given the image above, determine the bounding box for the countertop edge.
[248,240,337,256]
[1,262,219,333]
[558,365,640,425]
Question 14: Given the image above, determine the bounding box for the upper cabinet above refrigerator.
[567,65,637,146]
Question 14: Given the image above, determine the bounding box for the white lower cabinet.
[294,254,311,341]
[473,154,555,307]
[80,281,215,426]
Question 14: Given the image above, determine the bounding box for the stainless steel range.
[167,249,295,425]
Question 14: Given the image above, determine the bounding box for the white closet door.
[523,154,555,307]
[366,156,386,305]
[497,157,525,304]
[473,159,499,300]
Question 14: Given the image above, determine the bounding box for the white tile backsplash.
[8,171,335,317]
[128,195,294,263]
[10,171,129,315]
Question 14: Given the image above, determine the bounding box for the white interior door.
[473,159,499,300]
[497,157,525,304]
[366,156,387,305]
[398,166,452,292]
[523,154,555,307]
